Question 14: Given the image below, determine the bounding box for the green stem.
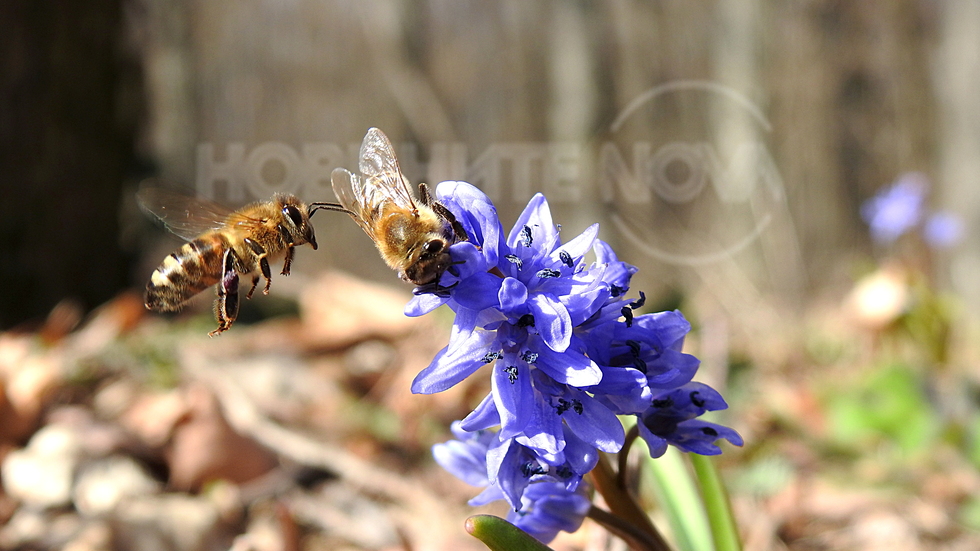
[690,454,742,551]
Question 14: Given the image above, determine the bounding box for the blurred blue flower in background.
[923,211,964,249]
[861,172,963,249]
[861,172,928,244]
[418,181,740,543]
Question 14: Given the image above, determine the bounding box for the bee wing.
[357,128,419,211]
[137,186,233,241]
[330,167,379,238]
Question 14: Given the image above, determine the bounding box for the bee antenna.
[308,202,349,217]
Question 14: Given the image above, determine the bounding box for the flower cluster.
[861,172,962,248]
[411,181,742,543]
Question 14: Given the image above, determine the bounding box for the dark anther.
[621,306,634,327]
[536,268,561,279]
[520,351,538,364]
[559,250,573,267]
[520,225,533,247]
[690,391,705,408]
[504,365,519,383]
[700,426,719,437]
[555,398,571,415]
[632,357,647,373]
[572,400,584,415]
[556,465,573,479]
[504,254,523,269]
[652,396,674,409]
[482,351,503,363]
[625,339,642,357]
[517,314,535,328]
[630,291,646,309]
[610,284,625,297]
[521,461,546,478]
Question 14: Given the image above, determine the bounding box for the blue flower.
[637,382,744,457]
[411,187,627,459]
[506,482,591,544]
[861,173,927,244]
[923,211,963,249]
[432,423,591,544]
[415,182,742,538]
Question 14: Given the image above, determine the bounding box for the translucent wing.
[330,168,379,238]
[357,128,418,212]
[137,186,234,241]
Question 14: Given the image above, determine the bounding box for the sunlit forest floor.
[2,267,980,551]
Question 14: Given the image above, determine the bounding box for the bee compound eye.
[283,205,303,226]
[422,239,444,254]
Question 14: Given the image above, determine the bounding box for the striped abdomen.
[145,233,230,312]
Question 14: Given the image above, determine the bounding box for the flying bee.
[331,128,468,285]
[138,187,346,336]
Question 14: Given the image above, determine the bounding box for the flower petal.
[493,360,533,439]
[560,390,624,453]
[533,339,601,387]
[412,327,497,393]
[528,294,572,352]
[460,393,501,431]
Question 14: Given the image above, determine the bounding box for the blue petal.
[634,310,692,350]
[468,484,505,506]
[548,224,598,267]
[432,440,490,487]
[460,393,501,431]
[404,293,448,317]
[493,360,533,439]
[487,437,532,510]
[437,181,504,266]
[514,388,565,455]
[561,425,599,476]
[532,338,601,387]
[498,277,529,316]
[411,326,497,393]
[507,194,556,252]
[646,349,699,389]
[637,417,669,458]
[528,294,572,352]
[452,272,505,311]
[560,389,624,453]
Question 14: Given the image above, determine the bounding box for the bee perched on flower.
[333,129,741,545]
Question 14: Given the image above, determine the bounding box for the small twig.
[618,425,640,489]
[591,453,673,551]
[587,505,665,551]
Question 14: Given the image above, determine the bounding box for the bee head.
[278,195,318,250]
[403,236,452,285]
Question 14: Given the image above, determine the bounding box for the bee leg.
[210,249,240,337]
[244,238,273,295]
[418,182,435,206]
[419,183,469,240]
[245,275,260,300]
[431,200,470,242]
[281,245,295,276]
[276,223,296,276]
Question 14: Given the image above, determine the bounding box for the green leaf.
[642,447,713,551]
[465,515,555,551]
[691,454,742,551]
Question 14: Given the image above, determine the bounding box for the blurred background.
[3,1,980,550]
